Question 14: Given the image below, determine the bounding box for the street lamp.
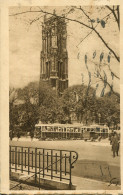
[92,111,95,124]
[98,113,101,125]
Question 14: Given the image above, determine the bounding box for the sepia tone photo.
[9,5,120,191]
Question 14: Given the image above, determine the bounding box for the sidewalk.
[72,175,120,190]
[10,175,121,191]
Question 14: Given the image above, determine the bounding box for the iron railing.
[9,146,78,190]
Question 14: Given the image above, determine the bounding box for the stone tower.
[40,13,68,95]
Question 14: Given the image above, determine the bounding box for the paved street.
[10,138,120,166]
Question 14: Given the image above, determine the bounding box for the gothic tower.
[40,13,68,96]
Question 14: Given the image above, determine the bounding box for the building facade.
[40,14,68,95]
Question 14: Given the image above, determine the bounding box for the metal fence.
[9,146,78,189]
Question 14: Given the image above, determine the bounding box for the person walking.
[111,132,119,157]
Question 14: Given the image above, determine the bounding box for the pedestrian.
[30,130,34,141]
[17,129,20,141]
[111,132,119,157]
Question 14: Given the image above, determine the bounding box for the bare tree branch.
[117,6,120,30]
[95,70,119,98]
[9,7,120,61]
[76,29,93,47]
[76,6,120,62]
[87,58,119,97]
[76,8,116,47]
[93,28,120,62]
[9,9,92,30]
[79,6,94,28]
[29,14,46,25]
[9,10,41,17]
[103,63,120,80]
[88,57,119,80]
[106,5,120,30]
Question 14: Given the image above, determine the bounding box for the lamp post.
[98,113,101,125]
[92,111,95,124]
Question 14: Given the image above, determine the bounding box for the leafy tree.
[9,87,19,139]
[39,81,68,123]
[61,84,120,126]
[9,81,120,136]
[10,81,68,135]
[61,84,97,124]
[97,92,120,127]
[17,82,40,133]
[18,81,39,105]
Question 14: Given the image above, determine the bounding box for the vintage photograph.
[9,6,120,191]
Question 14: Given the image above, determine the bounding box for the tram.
[34,123,109,140]
[82,124,109,141]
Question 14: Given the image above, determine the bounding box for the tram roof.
[35,123,108,128]
[35,123,85,127]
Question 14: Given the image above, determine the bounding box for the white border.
[0,0,122,194]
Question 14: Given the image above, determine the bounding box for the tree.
[9,87,18,139]
[17,82,40,133]
[12,81,68,132]
[18,81,39,105]
[39,81,68,123]
[61,84,97,124]
[61,84,120,126]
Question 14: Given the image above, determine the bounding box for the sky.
[9,6,120,95]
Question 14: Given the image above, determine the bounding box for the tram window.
[47,126,51,131]
[45,126,48,131]
[83,128,86,132]
[71,128,74,132]
[42,126,45,131]
[59,127,63,132]
[59,127,61,132]
[67,128,70,132]
[54,127,56,132]
[74,128,77,132]
[44,126,47,131]
[105,129,108,132]
[35,127,40,136]
[96,128,100,132]
[54,126,58,132]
